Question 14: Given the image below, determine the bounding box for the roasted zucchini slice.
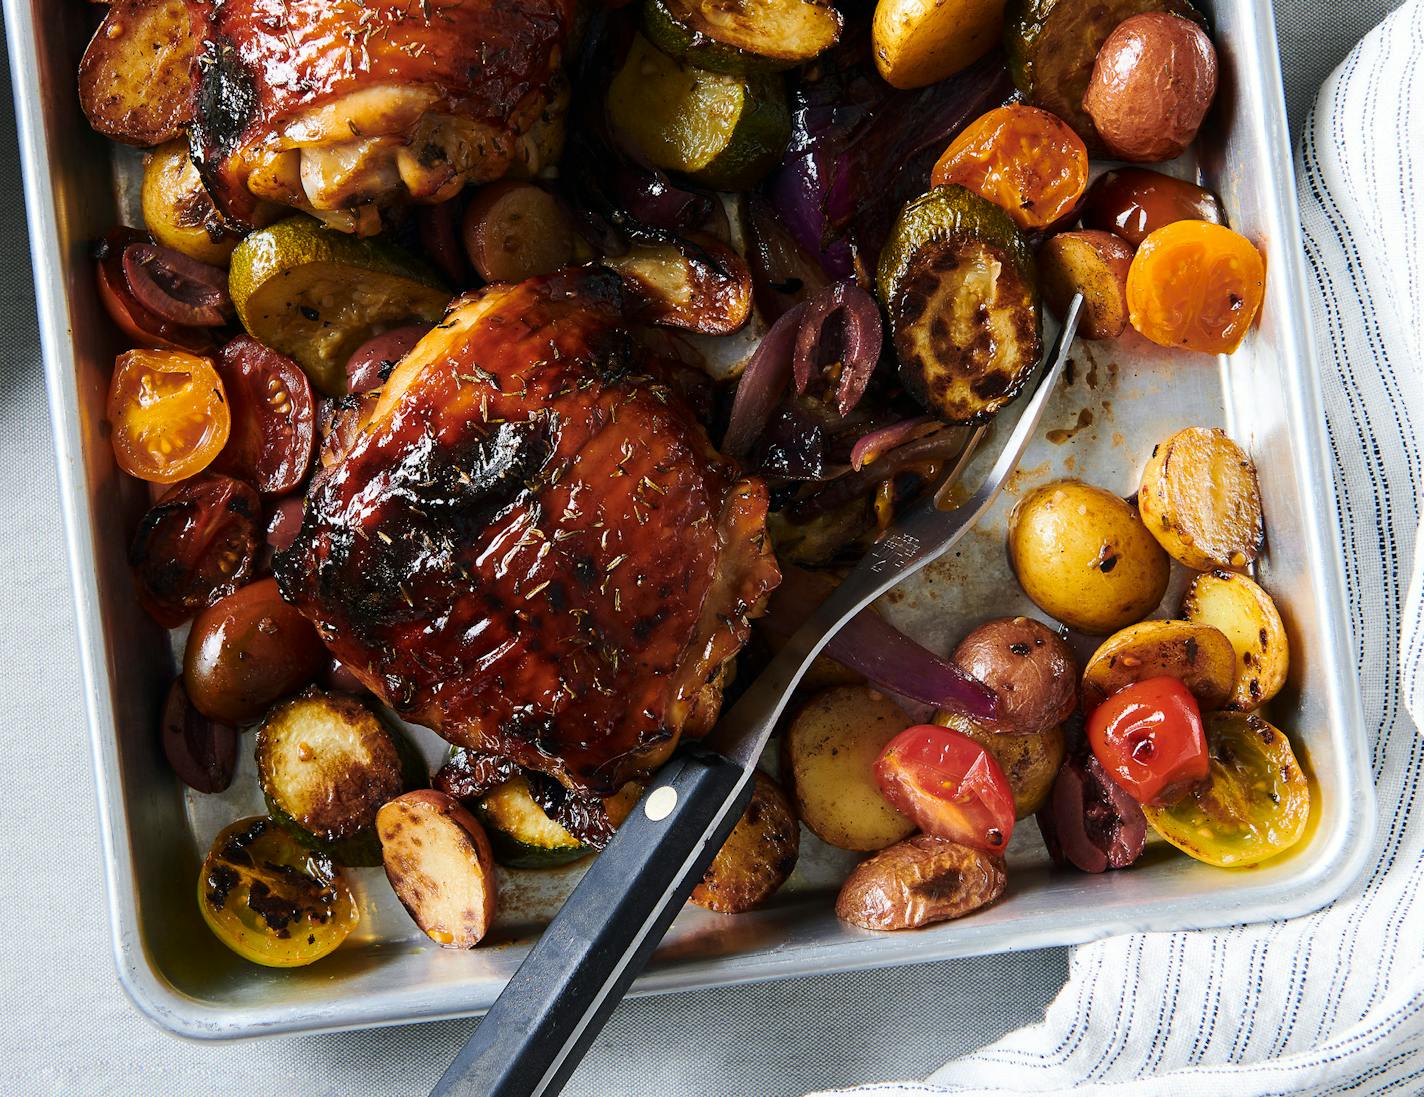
[607,34,791,192]
[640,0,842,75]
[877,185,1041,424]
[476,775,593,869]
[1005,0,1206,150]
[228,216,448,396]
[256,688,421,865]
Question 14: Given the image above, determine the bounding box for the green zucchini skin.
[255,689,424,867]
[1004,0,1206,150]
[877,185,1042,425]
[474,777,594,870]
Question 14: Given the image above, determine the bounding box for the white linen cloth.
[817,2,1424,1094]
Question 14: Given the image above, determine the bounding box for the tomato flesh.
[931,104,1089,231]
[1087,676,1209,807]
[1126,220,1266,354]
[213,336,316,494]
[199,816,358,967]
[129,473,261,626]
[875,724,1016,853]
[1144,712,1310,867]
[108,348,231,483]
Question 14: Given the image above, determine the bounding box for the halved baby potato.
[785,686,917,852]
[872,0,1008,90]
[1182,570,1289,710]
[1139,427,1264,571]
[835,834,1006,930]
[1081,619,1237,712]
[936,709,1065,818]
[79,0,195,147]
[377,790,497,949]
[691,771,800,913]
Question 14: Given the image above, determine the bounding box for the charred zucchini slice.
[256,688,421,865]
[640,0,842,75]
[877,185,1041,424]
[228,216,448,396]
[607,34,791,192]
[476,776,593,869]
[1005,0,1206,150]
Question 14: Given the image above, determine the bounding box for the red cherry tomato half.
[212,336,316,495]
[129,473,261,627]
[874,724,1016,853]
[1086,676,1209,807]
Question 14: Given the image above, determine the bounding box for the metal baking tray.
[7,0,1373,1040]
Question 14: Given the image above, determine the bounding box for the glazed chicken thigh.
[274,268,780,794]
[81,0,573,233]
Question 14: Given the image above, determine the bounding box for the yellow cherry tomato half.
[198,816,359,967]
[1143,712,1310,868]
[108,348,230,483]
[1126,220,1266,354]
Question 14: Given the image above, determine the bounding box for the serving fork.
[430,294,1085,1097]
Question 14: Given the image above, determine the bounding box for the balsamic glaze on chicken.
[274,268,780,794]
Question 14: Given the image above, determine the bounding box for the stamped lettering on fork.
[870,531,921,574]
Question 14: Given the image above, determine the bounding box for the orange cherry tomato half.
[108,348,231,484]
[875,724,1016,853]
[931,104,1089,231]
[1087,676,1209,807]
[1126,220,1266,354]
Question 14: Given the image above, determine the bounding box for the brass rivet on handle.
[644,786,677,821]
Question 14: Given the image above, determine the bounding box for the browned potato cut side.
[872,0,1008,90]
[936,710,1065,818]
[79,0,196,147]
[1008,480,1170,635]
[1138,427,1265,571]
[691,771,800,914]
[835,834,1006,930]
[785,686,916,852]
[142,141,243,266]
[1081,619,1237,711]
[377,790,497,950]
[1039,231,1133,340]
[1182,571,1289,710]
[951,616,1078,735]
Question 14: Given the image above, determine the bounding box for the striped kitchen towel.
[814,1,1424,1094]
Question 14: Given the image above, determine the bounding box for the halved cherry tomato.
[108,348,231,483]
[875,724,1016,853]
[198,816,358,967]
[930,105,1089,231]
[1143,712,1310,867]
[1087,676,1209,807]
[1080,168,1226,248]
[1126,221,1265,354]
[129,473,261,626]
[94,228,213,352]
[212,336,316,494]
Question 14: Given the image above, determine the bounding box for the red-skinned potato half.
[1087,676,1209,807]
[875,724,1016,853]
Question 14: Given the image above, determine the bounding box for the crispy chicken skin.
[184,0,572,232]
[274,268,780,793]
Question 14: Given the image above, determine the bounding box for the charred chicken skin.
[81,0,573,234]
[274,268,780,794]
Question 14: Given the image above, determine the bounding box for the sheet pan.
[4,0,1375,1039]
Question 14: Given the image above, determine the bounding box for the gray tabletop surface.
[0,2,1398,1094]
